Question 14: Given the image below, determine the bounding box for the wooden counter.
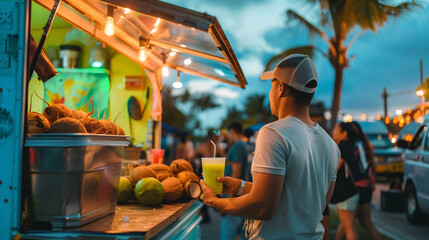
[21,200,203,240]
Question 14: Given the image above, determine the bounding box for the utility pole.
[382,88,388,118]
[420,59,424,110]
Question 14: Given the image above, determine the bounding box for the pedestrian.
[331,122,362,240]
[220,122,248,240]
[160,128,171,164]
[342,122,381,240]
[175,132,194,161]
[243,128,256,182]
[169,130,180,162]
[200,54,339,239]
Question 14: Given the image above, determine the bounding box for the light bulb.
[169,51,177,57]
[173,81,183,89]
[105,16,115,36]
[123,8,130,14]
[139,46,150,61]
[184,58,192,66]
[162,66,169,77]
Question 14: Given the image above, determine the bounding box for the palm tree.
[265,0,418,133]
[244,94,276,124]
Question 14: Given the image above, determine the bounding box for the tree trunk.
[329,67,344,135]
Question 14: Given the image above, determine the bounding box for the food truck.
[0,0,246,239]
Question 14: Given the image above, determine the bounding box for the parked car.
[357,121,403,176]
[398,119,429,224]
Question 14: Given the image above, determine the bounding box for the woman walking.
[352,122,381,240]
[331,122,360,240]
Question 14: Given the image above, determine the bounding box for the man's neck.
[278,101,315,127]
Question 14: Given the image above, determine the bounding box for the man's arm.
[325,181,335,207]
[201,171,284,220]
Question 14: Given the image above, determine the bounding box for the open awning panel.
[34,0,247,88]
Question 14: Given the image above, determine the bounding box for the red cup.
[150,149,165,164]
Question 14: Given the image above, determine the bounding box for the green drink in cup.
[202,157,225,194]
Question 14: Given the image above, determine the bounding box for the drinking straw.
[210,140,216,158]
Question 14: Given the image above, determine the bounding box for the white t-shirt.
[245,116,340,240]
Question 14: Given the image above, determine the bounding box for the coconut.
[33,91,74,124]
[72,109,88,119]
[170,159,193,174]
[183,180,202,200]
[43,104,74,124]
[47,117,87,133]
[27,112,50,133]
[72,97,94,120]
[156,171,175,182]
[161,177,184,202]
[149,164,173,173]
[130,165,157,185]
[80,118,103,133]
[176,171,199,186]
[116,124,125,135]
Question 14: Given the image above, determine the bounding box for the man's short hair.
[227,122,243,134]
[284,84,314,106]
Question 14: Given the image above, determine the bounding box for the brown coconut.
[162,177,184,202]
[116,125,125,135]
[79,118,103,133]
[156,171,175,182]
[43,104,74,124]
[176,171,199,185]
[170,159,193,174]
[47,117,87,133]
[149,164,173,173]
[183,180,202,200]
[27,112,50,133]
[72,98,94,120]
[130,165,157,185]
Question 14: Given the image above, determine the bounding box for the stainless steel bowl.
[25,134,129,228]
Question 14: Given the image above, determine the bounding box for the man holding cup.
[200,54,340,239]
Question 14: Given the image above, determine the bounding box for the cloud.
[185,79,221,94]
[214,87,240,99]
[239,55,265,77]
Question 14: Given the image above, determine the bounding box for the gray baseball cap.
[260,54,318,93]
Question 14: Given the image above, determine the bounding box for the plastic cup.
[150,149,165,164]
[202,158,225,194]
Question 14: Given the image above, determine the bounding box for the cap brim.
[260,71,274,80]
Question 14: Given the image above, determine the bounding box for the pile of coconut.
[27,94,124,135]
[124,159,202,203]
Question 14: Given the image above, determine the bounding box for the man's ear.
[278,82,287,97]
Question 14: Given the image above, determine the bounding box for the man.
[200,54,340,239]
[221,122,248,240]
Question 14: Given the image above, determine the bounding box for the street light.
[416,90,424,97]
[395,108,403,115]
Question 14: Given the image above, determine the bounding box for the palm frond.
[264,46,316,72]
[286,10,325,38]
[286,10,336,54]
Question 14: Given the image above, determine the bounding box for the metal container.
[25,134,129,228]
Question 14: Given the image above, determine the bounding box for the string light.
[105,6,115,36]
[173,71,183,88]
[184,58,192,66]
[162,66,169,77]
[155,18,161,27]
[138,36,152,62]
[169,50,178,57]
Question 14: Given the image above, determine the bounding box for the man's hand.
[217,176,241,195]
[200,180,218,209]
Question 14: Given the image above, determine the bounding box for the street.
[200,183,429,240]
[372,183,429,240]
